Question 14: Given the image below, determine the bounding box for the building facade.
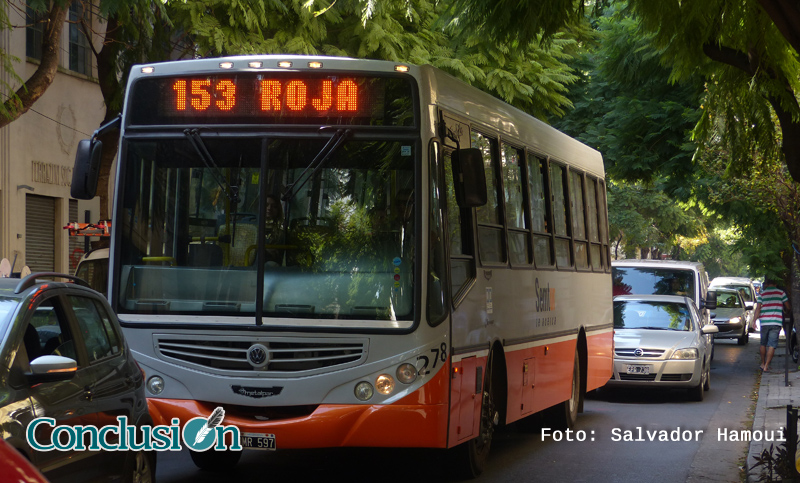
[0,1,107,275]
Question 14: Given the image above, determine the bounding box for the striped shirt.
[756,287,788,326]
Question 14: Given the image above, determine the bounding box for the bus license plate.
[626,364,650,375]
[241,432,276,451]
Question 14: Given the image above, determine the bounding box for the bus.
[71,55,613,477]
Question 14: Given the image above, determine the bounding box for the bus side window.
[502,143,529,266]
[528,154,554,268]
[569,170,588,269]
[472,131,506,264]
[598,180,610,269]
[428,142,448,324]
[550,162,572,268]
[585,177,603,270]
[444,148,475,303]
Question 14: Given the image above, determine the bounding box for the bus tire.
[189,449,242,472]
[544,349,580,430]
[452,351,497,479]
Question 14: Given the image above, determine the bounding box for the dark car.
[0,273,155,482]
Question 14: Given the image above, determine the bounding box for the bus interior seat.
[218,223,258,266]
[188,243,223,267]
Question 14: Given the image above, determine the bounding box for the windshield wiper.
[184,129,242,244]
[282,128,352,202]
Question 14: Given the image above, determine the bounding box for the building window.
[69,2,92,75]
[26,3,46,59]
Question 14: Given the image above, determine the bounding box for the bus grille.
[155,335,368,376]
[614,348,665,358]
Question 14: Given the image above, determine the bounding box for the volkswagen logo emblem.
[634,348,644,357]
[247,344,269,369]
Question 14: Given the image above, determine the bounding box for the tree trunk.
[0,3,68,128]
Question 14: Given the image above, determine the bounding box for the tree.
[0,0,69,128]
[446,0,800,184]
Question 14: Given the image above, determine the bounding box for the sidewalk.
[748,331,800,482]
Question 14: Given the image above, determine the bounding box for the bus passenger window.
[569,171,588,269]
[502,144,529,266]
[550,163,571,268]
[528,155,553,267]
[586,178,603,270]
[472,131,506,264]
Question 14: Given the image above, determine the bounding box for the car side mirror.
[702,324,719,334]
[71,139,102,200]
[452,148,487,208]
[26,355,78,384]
[710,312,717,319]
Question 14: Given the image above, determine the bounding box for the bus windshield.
[116,135,416,322]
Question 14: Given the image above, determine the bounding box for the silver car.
[608,295,718,401]
[710,288,751,345]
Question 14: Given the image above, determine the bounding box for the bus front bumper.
[148,398,449,449]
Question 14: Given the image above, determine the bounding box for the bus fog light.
[147,376,165,395]
[396,363,417,384]
[355,382,374,401]
[376,374,395,395]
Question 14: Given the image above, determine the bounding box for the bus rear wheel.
[189,449,242,472]
[544,349,581,430]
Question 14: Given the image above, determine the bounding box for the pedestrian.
[751,276,791,372]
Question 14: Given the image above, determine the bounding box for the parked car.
[612,259,717,359]
[74,247,109,298]
[0,272,155,482]
[0,438,48,483]
[608,295,719,401]
[710,288,751,345]
[709,276,757,311]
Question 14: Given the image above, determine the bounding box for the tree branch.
[0,3,68,128]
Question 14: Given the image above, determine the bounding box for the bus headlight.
[396,363,417,384]
[355,382,374,401]
[147,376,165,395]
[375,374,395,395]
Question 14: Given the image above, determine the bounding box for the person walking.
[752,276,791,372]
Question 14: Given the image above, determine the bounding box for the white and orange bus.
[72,55,613,477]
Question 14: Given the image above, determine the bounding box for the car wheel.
[689,365,705,402]
[123,450,155,483]
[189,449,242,471]
[451,350,497,479]
[737,328,748,346]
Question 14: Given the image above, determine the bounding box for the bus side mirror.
[452,148,487,208]
[703,290,717,310]
[71,139,103,199]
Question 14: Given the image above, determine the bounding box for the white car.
[608,295,719,401]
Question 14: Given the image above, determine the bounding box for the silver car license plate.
[626,364,650,375]
[241,432,276,450]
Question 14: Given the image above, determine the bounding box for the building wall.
[0,1,108,275]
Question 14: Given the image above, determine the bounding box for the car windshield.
[716,284,753,303]
[614,300,693,331]
[716,291,743,308]
[0,298,17,328]
[116,136,416,322]
[612,267,695,298]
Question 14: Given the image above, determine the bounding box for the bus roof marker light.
[248,61,263,69]
[141,66,155,74]
[308,61,323,69]
[219,62,234,69]
[354,382,374,401]
[394,65,409,73]
[278,61,293,68]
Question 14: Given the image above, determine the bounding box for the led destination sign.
[129,74,415,126]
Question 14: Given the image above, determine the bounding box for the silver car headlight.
[671,348,699,360]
